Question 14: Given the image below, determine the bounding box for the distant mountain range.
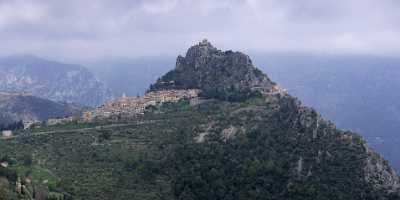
[87,53,400,171]
[87,56,174,96]
[0,92,81,126]
[0,55,112,107]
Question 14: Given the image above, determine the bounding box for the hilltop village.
[82,89,201,122]
[34,86,287,128]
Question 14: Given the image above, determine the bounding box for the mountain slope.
[0,41,399,199]
[88,53,400,171]
[253,53,400,170]
[0,55,111,107]
[1,96,399,199]
[0,92,81,126]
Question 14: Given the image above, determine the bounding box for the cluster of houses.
[46,116,76,126]
[82,89,201,122]
[1,121,41,139]
[0,86,288,132]
[267,85,288,95]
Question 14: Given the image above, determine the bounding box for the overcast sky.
[1,0,400,61]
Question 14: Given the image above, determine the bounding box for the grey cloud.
[0,0,399,61]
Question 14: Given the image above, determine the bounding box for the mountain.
[150,39,275,101]
[0,41,399,199]
[0,92,81,126]
[0,55,112,107]
[88,53,400,171]
[148,41,400,198]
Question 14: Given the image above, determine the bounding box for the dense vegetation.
[0,95,398,199]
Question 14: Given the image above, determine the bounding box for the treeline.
[200,87,263,102]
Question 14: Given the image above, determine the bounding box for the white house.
[0,161,9,168]
[1,130,12,138]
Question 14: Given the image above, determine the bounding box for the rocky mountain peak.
[150,39,275,100]
[176,39,218,70]
[197,38,215,50]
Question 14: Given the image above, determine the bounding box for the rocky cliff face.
[0,55,112,107]
[0,92,81,125]
[364,145,400,193]
[150,39,275,100]
[293,103,400,196]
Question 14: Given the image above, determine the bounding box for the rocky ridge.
[0,91,81,126]
[0,55,112,107]
[150,39,276,100]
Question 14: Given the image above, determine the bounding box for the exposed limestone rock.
[297,156,304,175]
[195,132,210,143]
[285,91,399,197]
[364,144,400,193]
[194,122,215,143]
[221,126,239,142]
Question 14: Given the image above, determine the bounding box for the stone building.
[47,116,75,126]
[0,161,8,168]
[23,121,41,129]
[266,85,288,95]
